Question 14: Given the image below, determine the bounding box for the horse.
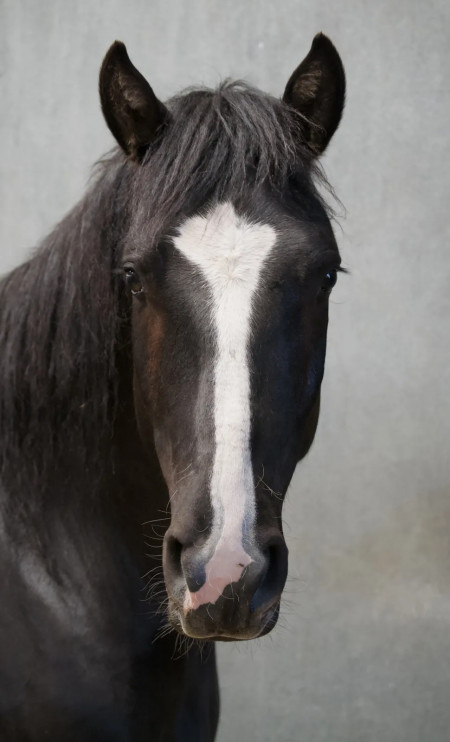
[0,34,345,741]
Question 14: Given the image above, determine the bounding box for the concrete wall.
[1,1,449,740]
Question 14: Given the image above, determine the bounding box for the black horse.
[0,34,345,741]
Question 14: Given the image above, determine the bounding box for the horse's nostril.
[165,536,207,593]
[181,554,207,593]
[164,535,183,581]
[250,542,288,613]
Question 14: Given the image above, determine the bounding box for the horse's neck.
[0,300,168,588]
[0,389,169,634]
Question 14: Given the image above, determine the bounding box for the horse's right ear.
[99,41,168,162]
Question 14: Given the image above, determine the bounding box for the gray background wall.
[1,1,449,740]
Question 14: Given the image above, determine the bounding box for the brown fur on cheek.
[131,304,166,418]
[132,306,177,485]
[146,308,166,389]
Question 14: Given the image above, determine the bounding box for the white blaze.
[173,202,276,610]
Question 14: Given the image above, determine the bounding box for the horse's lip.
[176,625,264,642]
[167,596,281,641]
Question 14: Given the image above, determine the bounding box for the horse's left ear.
[99,41,169,162]
[283,33,345,156]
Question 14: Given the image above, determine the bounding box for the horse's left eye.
[321,269,337,293]
[124,266,144,295]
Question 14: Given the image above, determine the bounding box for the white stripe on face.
[173,202,277,610]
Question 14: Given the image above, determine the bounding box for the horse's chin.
[167,597,280,642]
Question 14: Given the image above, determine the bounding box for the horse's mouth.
[167,595,281,642]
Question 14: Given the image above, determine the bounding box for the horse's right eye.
[124,266,144,295]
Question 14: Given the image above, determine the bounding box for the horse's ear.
[99,41,169,162]
[283,33,345,156]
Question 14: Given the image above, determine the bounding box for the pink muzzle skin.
[183,536,253,612]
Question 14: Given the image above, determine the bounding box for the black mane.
[0,159,131,506]
[0,80,331,510]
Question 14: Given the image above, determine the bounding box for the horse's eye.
[124,266,144,295]
[321,269,337,293]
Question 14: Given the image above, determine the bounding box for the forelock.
[128,81,334,250]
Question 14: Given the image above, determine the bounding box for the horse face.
[99,35,345,640]
[126,192,341,640]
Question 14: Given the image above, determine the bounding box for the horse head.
[99,35,345,641]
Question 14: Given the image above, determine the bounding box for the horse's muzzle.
[163,531,288,640]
